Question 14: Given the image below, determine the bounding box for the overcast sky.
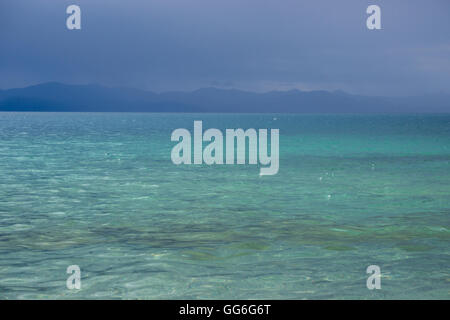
[1,0,449,95]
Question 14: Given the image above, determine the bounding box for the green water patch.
[397,244,434,252]
[323,245,355,251]
[183,250,220,261]
[1,211,448,254]
[231,241,271,251]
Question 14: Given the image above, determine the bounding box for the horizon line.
[2,81,448,98]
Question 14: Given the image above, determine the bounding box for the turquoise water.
[0,112,449,299]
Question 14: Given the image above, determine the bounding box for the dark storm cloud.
[1,0,449,95]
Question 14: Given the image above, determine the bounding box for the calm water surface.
[0,113,449,299]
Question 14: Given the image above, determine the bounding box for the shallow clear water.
[0,112,449,299]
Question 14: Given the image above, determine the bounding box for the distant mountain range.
[0,82,449,113]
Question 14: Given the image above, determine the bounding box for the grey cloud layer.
[1,0,449,95]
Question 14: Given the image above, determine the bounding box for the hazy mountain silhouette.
[0,82,448,113]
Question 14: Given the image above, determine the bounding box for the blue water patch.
[0,112,449,299]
